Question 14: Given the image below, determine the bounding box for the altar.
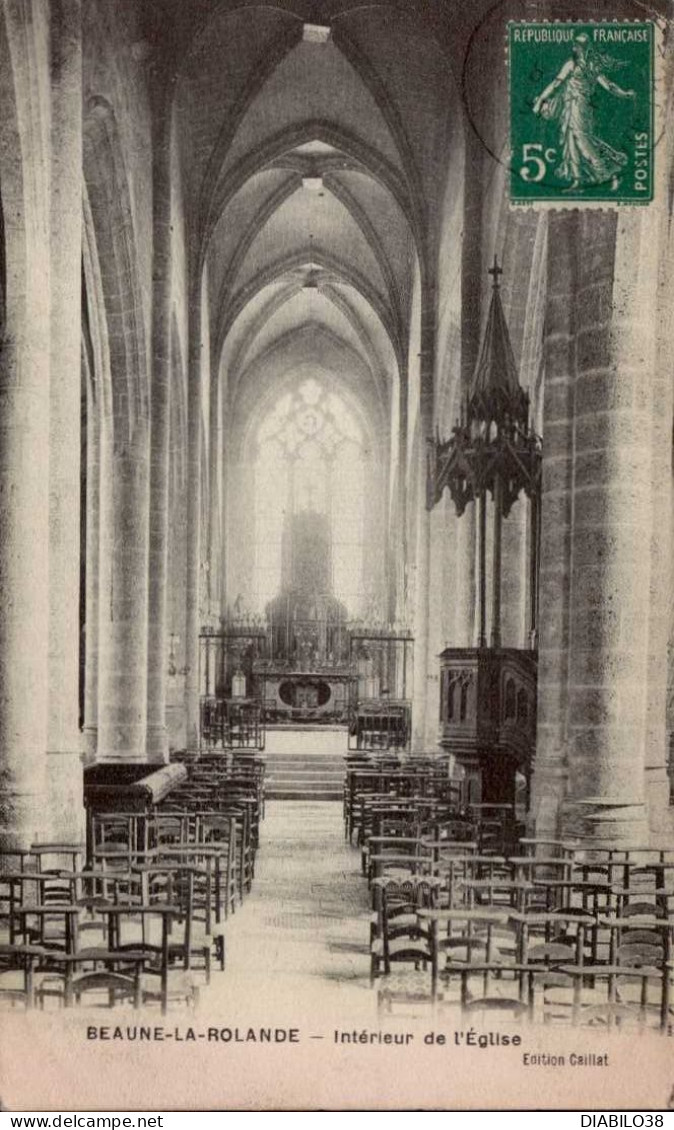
[254,663,355,726]
[200,509,414,745]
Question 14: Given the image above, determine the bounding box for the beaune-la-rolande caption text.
[85,1023,611,1065]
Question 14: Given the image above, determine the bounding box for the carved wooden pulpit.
[428,259,542,806]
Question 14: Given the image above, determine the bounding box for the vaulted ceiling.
[139,0,492,437]
[134,0,655,445]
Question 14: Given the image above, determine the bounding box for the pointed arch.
[220,247,402,367]
[202,119,417,262]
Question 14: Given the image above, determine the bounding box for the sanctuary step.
[263,752,344,801]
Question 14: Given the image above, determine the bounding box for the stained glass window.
[253,379,365,613]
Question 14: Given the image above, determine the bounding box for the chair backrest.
[526,941,577,965]
[620,900,666,919]
[380,876,439,913]
[374,878,436,967]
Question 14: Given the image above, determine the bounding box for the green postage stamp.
[509,22,654,204]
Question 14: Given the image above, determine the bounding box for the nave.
[205,800,374,1016]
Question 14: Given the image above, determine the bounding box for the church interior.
[1,0,673,1028]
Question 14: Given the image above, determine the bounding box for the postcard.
[0,0,673,1113]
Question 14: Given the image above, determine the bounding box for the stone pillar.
[47,0,85,837]
[0,7,51,847]
[166,341,188,751]
[500,498,527,648]
[531,212,575,840]
[452,121,481,652]
[218,373,229,619]
[225,456,242,611]
[145,93,173,764]
[461,128,483,395]
[642,126,674,837]
[184,279,203,750]
[362,445,385,616]
[396,370,408,626]
[412,462,432,751]
[412,306,436,751]
[82,360,100,761]
[449,503,476,647]
[565,211,653,846]
[643,388,673,835]
[425,503,446,747]
[207,357,221,621]
[97,425,150,761]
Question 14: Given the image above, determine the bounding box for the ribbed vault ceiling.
[150,0,473,432]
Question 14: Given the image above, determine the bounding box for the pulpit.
[438,647,536,805]
[428,258,542,805]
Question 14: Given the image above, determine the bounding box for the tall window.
[253,377,366,613]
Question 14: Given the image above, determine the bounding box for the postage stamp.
[509,22,654,204]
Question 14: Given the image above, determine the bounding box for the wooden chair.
[198,810,248,904]
[132,864,214,983]
[419,907,515,1003]
[512,912,594,1024]
[370,876,440,982]
[89,902,198,1015]
[458,875,538,913]
[51,947,147,1010]
[31,842,86,874]
[4,890,145,1010]
[0,943,46,1008]
[571,915,674,1032]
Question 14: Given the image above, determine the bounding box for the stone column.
[565,211,654,846]
[207,356,221,621]
[643,136,674,837]
[500,498,527,648]
[412,306,436,751]
[47,0,85,837]
[0,6,51,847]
[644,371,673,834]
[531,212,575,840]
[97,426,150,761]
[165,344,188,752]
[184,278,203,749]
[145,90,173,763]
[448,503,476,647]
[82,359,100,761]
[396,369,408,626]
[452,122,481,651]
[225,456,242,611]
[412,458,431,750]
[218,375,229,618]
[425,503,447,746]
[362,445,385,615]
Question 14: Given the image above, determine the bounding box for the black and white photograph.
[0,0,673,1112]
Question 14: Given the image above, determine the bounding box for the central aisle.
[201,801,378,1024]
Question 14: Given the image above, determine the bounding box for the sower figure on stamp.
[532,33,635,191]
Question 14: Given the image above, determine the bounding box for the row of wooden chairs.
[372,877,673,1031]
[92,809,247,911]
[0,840,232,1012]
[344,756,458,843]
[354,796,674,1031]
[0,754,267,1012]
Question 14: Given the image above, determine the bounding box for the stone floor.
[198,800,381,1027]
